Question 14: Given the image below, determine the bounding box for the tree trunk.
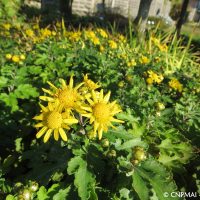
[134,0,152,33]
[59,0,73,18]
[176,0,189,38]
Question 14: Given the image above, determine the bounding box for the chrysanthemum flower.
[12,55,20,63]
[97,28,108,38]
[83,74,100,90]
[140,55,150,64]
[81,90,123,139]
[34,102,78,142]
[108,40,117,49]
[168,78,183,92]
[147,70,163,84]
[40,76,83,112]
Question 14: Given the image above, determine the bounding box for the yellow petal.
[99,89,104,100]
[82,113,92,118]
[48,103,53,111]
[42,88,54,95]
[33,114,43,120]
[59,128,68,141]
[47,81,58,90]
[98,128,103,140]
[40,96,54,102]
[110,117,124,123]
[39,103,48,112]
[54,129,59,141]
[81,106,92,112]
[35,123,44,128]
[44,129,53,143]
[94,121,99,133]
[91,90,97,103]
[59,78,66,87]
[75,82,84,90]
[104,91,111,103]
[36,126,48,138]
[69,76,74,88]
[86,96,94,105]
[63,118,78,124]
[89,116,95,124]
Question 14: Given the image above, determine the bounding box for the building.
[188,0,200,22]
[40,0,171,20]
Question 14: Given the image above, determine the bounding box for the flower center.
[93,103,110,123]
[58,88,77,108]
[46,111,62,129]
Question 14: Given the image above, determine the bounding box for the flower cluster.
[146,70,164,85]
[168,78,183,92]
[140,55,150,64]
[5,53,26,63]
[151,36,168,52]
[34,75,123,142]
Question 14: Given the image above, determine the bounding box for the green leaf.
[132,170,149,200]
[67,157,96,200]
[14,84,39,99]
[0,93,18,112]
[6,194,15,200]
[116,138,147,150]
[74,161,95,200]
[133,159,181,200]
[53,186,71,200]
[119,188,132,200]
[0,76,8,88]
[37,186,49,200]
[67,156,84,174]
[158,138,193,170]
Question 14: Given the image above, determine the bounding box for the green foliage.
[133,159,181,200]
[68,157,96,200]
[0,0,24,22]
[0,18,199,200]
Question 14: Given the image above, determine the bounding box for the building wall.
[40,0,172,19]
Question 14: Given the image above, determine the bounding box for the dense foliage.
[0,18,200,200]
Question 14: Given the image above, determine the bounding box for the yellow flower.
[158,44,168,52]
[25,29,35,37]
[40,28,52,38]
[99,45,104,52]
[5,54,12,60]
[151,36,160,46]
[97,28,108,38]
[140,55,150,64]
[83,74,100,90]
[146,77,153,85]
[85,30,96,39]
[168,78,183,92]
[81,90,123,139]
[147,70,163,84]
[34,102,78,142]
[68,31,81,42]
[40,76,83,112]
[3,23,11,30]
[20,54,26,60]
[127,59,137,67]
[91,36,100,45]
[118,34,126,42]
[12,55,20,63]
[108,40,117,49]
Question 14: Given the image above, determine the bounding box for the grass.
[182,22,200,42]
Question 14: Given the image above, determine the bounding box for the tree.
[134,0,153,32]
[176,0,189,38]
